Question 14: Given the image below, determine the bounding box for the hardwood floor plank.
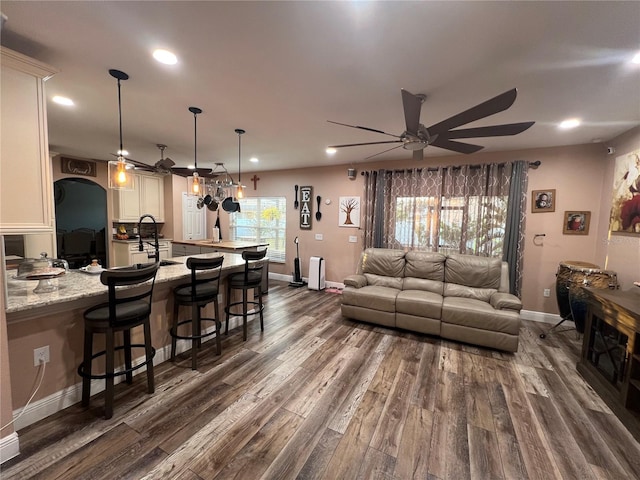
[327,332,392,434]
[427,409,471,480]
[213,407,304,480]
[468,424,505,480]
[323,390,387,480]
[356,447,396,480]
[587,409,640,478]
[394,404,434,479]
[463,354,495,432]
[411,339,442,411]
[295,427,343,480]
[527,393,597,479]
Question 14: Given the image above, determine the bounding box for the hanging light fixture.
[107,69,134,190]
[187,106,205,197]
[235,128,245,200]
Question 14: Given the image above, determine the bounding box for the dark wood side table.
[577,287,640,441]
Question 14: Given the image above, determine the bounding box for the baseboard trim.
[268,273,344,290]
[0,432,20,464]
[520,309,563,324]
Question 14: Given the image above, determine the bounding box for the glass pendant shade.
[236,184,244,199]
[186,106,204,197]
[108,156,134,190]
[108,69,133,190]
[187,171,205,196]
[234,128,245,201]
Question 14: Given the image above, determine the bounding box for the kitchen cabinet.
[112,240,171,267]
[112,173,165,222]
[172,243,202,257]
[0,47,57,235]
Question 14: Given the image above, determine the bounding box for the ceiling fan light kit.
[328,88,534,160]
[107,69,134,190]
[186,106,205,197]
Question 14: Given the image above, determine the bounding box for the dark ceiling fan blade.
[430,138,485,154]
[364,144,405,160]
[442,122,535,139]
[171,167,217,178]
[328,140,403,148]
[401,89,423,134]
[155,157,176,169]
[413,149,423,161]
[427,88,519,136]
[327,120,400,139]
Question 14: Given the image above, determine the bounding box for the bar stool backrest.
[186,255,225,296]
[241,249,267,285]
[99,262,160,326]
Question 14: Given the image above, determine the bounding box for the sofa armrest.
[490,292,522,312]
[344,274,367,289]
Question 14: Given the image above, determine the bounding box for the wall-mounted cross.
[251,174,260,190]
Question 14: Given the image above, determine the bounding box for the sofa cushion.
[396,290,443,319]
[490,292,523,311]
[344,274,367,288]
[444,283,497,302]
[403,277,444,295]
[365,273,403,290]
[404,251,446,280]
[441,297,520,335]
[361,248,406,277]
[445,254,502,289]
[342,285,399,313]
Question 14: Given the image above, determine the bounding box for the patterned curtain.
[361,161,528,295]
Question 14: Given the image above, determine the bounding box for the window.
[229,197,286,262]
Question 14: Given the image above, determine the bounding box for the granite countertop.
[5,252,246,314]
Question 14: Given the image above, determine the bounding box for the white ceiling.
[1,1,639,175]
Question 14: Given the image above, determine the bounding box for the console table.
[577,287,640,441]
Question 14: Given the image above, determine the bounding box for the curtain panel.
[361,161,529,295]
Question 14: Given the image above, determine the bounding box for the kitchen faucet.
[138,214,160,262]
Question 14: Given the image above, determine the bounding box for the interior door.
[182,192,205,240]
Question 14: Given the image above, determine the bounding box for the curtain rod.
[361,160,541,175]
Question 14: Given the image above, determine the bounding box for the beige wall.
[0,274,15,439]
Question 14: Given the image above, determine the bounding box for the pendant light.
[187,106,205,197]
[235,128,245,200]
[107,69,134,190]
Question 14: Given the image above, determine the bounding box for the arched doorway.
[54,178,108,268]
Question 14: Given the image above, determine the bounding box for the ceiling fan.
[111,144,220,178]
[328,88,535,160]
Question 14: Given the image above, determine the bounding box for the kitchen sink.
[112,260,182,271]
[158,260,181,267]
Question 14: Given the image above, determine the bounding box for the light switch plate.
[349,236,357,243]
[315,233,323,240]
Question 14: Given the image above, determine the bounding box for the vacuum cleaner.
[289,236,306,287]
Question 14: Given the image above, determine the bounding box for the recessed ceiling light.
[559,118,581,130]
[631,51,640,64]
[153,49,177,65]
[250,157,259,163]
[117,149,129,156]
[52,95,74,106]
[326,147,337,155]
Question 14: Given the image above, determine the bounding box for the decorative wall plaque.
[61,157,97,177]
[299,185,313,229]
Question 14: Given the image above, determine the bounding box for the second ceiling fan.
[328,88,535,160]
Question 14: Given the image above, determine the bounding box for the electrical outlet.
[315,233,323,240]
[543,288,550,297]
[349,236,357,243]
[34,346,50,366]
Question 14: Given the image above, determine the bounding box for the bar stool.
[170,255,224,370]
[77,262,159,419]
[225,249,267,341]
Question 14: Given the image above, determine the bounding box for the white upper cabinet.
[112,173,165,222]
[0,47,58,234]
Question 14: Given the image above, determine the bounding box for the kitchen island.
[4,252,268,428]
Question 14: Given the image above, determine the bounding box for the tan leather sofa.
[341,248,522,352]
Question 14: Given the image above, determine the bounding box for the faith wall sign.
[299,185,313,229]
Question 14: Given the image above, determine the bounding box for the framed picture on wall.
[338,196,360,228]
[609,149,640,235]
[563,211,590,235]
[531,189,556,212]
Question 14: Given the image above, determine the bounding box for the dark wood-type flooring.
[3,281,640,479]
